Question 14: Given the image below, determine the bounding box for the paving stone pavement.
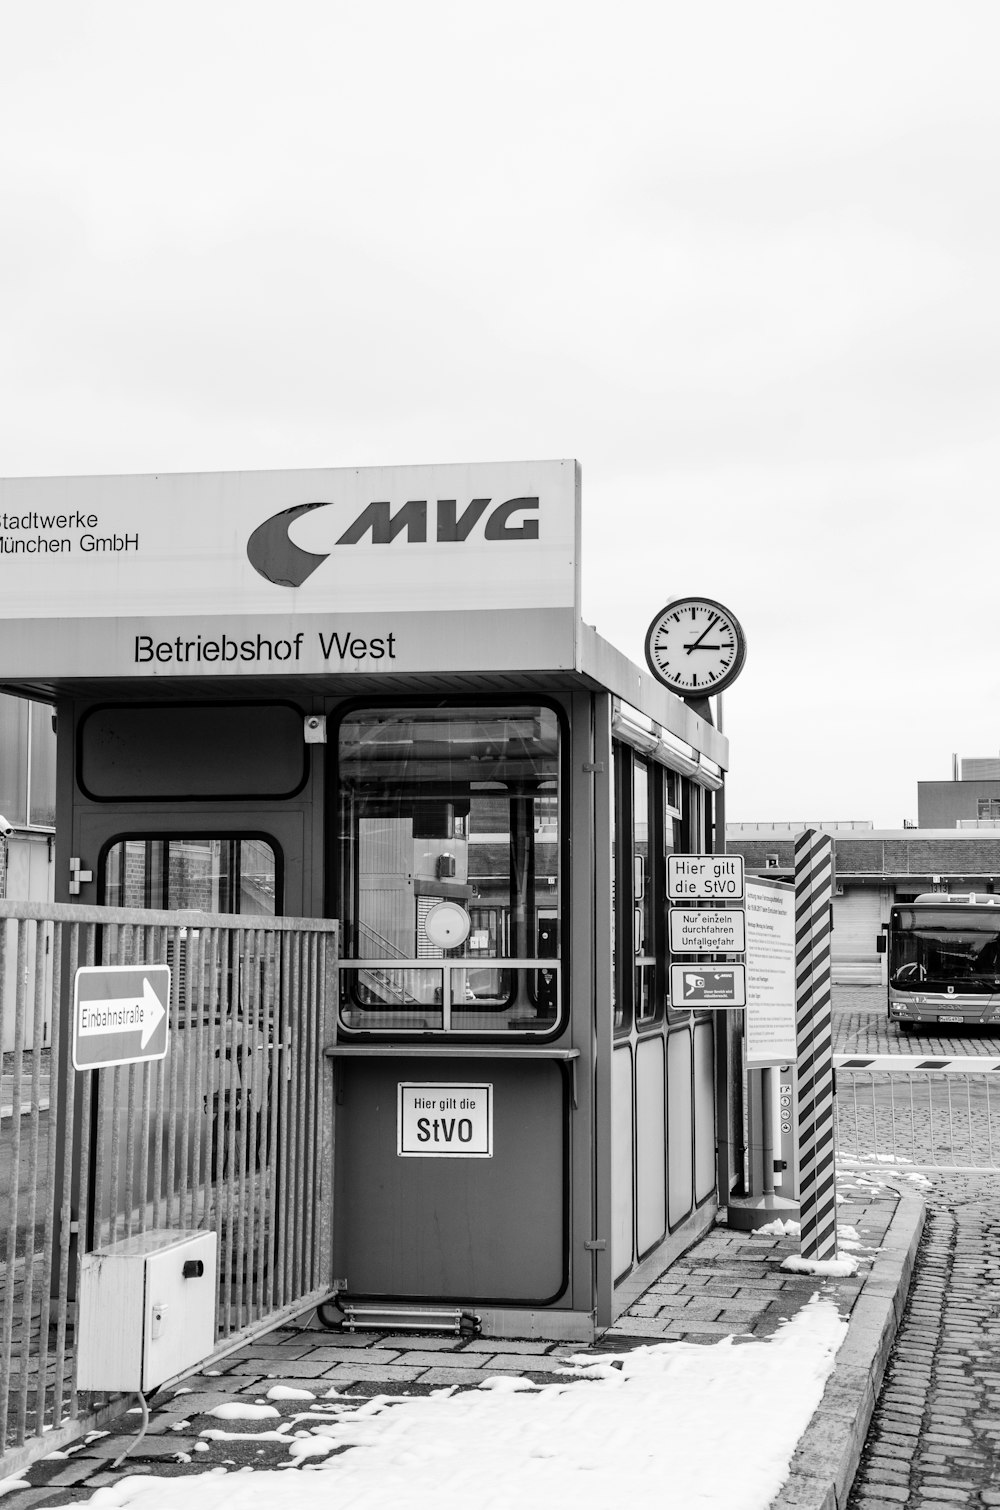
[832,985,1000,1058]
[847,1170,1000,1510]
[5,986,986,1508]
[1,1183,913,1509]
[838,990,1000,1507]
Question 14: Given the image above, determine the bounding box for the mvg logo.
[247,496,540,588]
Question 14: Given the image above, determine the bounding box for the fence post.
[794,828,838,1260]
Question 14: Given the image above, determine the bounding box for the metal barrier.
[0,901,338,1474]
[835,1054,1000,1172]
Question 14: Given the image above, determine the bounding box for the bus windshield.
[890,906,1000,993]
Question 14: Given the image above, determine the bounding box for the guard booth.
[0,459,731,1338]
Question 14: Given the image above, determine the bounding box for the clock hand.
[684,614,719,653]
[682,642,723,651]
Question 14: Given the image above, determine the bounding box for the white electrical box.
[77,1229,218,1392]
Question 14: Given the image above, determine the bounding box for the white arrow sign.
[73,964,171,1070]
[78,977,167,1049]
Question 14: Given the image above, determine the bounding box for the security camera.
[0,816,15,837]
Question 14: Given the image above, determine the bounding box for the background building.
[918,751,1000,828]
[729,752,1000,985]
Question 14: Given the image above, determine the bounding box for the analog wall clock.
[423,900,472,950]
[644,597,747,698]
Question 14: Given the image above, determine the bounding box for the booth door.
[333,1056,568,1305]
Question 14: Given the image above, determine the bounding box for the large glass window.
[613,748,665,1033]
[633,759,655,1024]
[890,906,1000,994]
[614,746,690,1031]
[337,703,562,1036]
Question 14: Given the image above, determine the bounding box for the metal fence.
[834,1053,1000,1172]
[1,900,338,1476]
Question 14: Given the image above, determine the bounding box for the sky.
[0,1285,848,1510]
[2,2,999,826]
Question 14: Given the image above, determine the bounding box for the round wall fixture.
[423,900,472,949]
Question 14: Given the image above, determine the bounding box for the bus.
[887,893,1000,1031]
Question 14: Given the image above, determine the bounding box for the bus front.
[888,895,1000,1030]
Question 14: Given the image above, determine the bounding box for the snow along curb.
[769,1192,926,1510]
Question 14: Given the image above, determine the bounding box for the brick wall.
[728,833,1000,881]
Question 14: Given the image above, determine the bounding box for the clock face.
[644,597,747,697]
[423,900,472,950]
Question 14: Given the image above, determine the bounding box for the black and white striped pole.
[794,827,838,1261]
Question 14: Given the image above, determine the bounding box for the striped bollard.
[794,828,838,1260]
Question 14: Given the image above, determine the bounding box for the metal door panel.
[635,1035,666,1257]
[334,1056,568,1305]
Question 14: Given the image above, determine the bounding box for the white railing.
[834,1053,1000,1171]
[1,901,338,1476]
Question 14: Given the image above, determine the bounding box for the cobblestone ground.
[832,987,1000,1170]
[833,984,1000,1057]
[847,1170,1000,1509]
[835,989,1000,1506]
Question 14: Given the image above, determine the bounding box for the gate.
[0,900,338,1476]
[835,1053,1000,1172]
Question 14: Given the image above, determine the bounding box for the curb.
[771,1192,926,1510]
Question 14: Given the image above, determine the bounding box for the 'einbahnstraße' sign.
[73,964,170,1071]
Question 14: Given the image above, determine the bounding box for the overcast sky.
[2,2,998,827]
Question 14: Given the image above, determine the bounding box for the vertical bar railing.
[834,1055,1000,1170]
[1,901,338,1475]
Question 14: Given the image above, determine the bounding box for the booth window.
[668,779,712,1018]
[102,837,278,915]
[662,776,683,1014]
[613,747,669,1035]
[100,838,279,1031]
[633,759,655,1024]
[337,703,563,1036]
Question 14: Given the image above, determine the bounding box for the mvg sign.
[247,496,542,587]
[0,461,580,668]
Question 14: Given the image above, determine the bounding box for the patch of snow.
[81,1298,846,1510]
[781,1253,860,1276]
[753,1218,799,1237]
[205,1404,280,1421]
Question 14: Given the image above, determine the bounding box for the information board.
[744,878,797,1065]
